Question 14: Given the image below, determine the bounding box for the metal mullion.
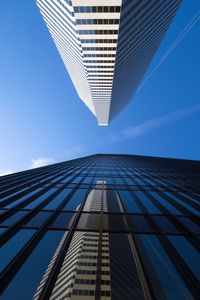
[95,183,103,300]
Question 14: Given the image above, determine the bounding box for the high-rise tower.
[0,154,200,299]
[36,0,182,125]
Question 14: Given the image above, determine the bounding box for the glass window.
[152,216,179,233]
[0,188,29,203]
[109,233,145,299]
[0,227,7,234]
[105,190,121,212]
[128,215,153,233]
[82,177,92,184]
[44,189,71,209]
[5,188,43,209]
[63,189,87,210]
[176,217,200,234]
[25,212,52,228]
[0,209,7,215]
[134,191,160,213]
[135,235,193,300]
[119,191,141,213]
[25,189,56,209]
[1,231,65,300]
[168,236,200,281]
[149,192,181,215]
[77,213,100,230]
[165,192,200,215]
[103,214,127,231]
[50,212,74,229]
[0,229,35,272]
[1,211,28,226]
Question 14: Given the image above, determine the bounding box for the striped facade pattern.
[36,0,181,125]
[1,154,200,299]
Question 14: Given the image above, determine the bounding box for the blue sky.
[0,0,200,174]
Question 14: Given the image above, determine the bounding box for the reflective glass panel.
[0,229,35,272]
[1,231,64,300]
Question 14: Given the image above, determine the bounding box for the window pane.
[135,235,193,300]
[105,190,121,212]
[64,189,87,210]
[152,216,179,234]
[109,233,145,299]
[25,189,56,209]
[176,217,200,234]
[50,212,74,229]
[128,215,153,233]
[1,211,28,226]
[77,213,100,230]
[119,191,141,213]
[165,192,200,215]
[0,229,35,272]
[134,192,160,213]
[25,212,52,228]
[1,231,65,300]
[168,236,200,281]
[44,189,71,209]
[5,188,43,209]
[149,192,181,214]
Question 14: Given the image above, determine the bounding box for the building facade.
[36,0,182,125]
[0,154,200,299]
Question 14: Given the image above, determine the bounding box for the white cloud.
[0,169,13,176]
[110,103,200,142]
[30,157,54,169]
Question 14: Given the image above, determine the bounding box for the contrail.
[138,9,200,91]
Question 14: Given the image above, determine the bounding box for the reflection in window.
[128,215,153,233]
[25,212,52,228]
[63,189,88,210]
[109,233,145,299]
[135,235,193,300]
[168,236,200,281]
[25,189,56,209]
[1,231,64,300]
[152,216,179,234]
[5,188,43,209]
[1,211,28,226]
[119,191,141,213]
[44,189,71,209]
[134,191,160,213]
[176,217,200,234]
[105,190,121,212]
[50,212,74,229]
[165,192,200,215]
[149,192,181,215]
[0,229,35,272]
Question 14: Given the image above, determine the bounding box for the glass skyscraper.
[0,154,200,299]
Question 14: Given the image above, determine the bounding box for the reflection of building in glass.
[34,182,111,300]
[0,154,200,299]
[36,0,182,125]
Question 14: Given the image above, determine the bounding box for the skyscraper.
[0,154,200,299]
[36,0,182,125]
